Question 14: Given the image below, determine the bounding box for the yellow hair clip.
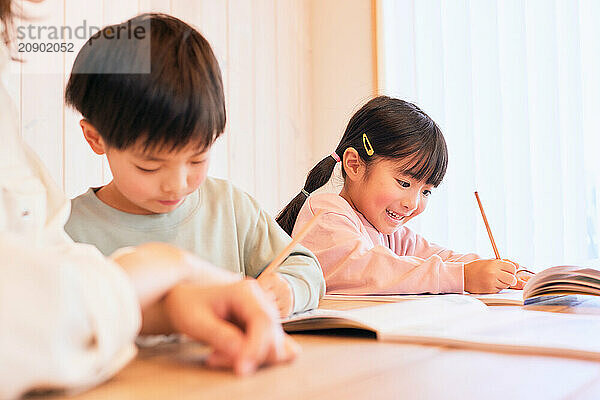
[362,133,374,156]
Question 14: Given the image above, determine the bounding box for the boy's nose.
[162,169,188,194]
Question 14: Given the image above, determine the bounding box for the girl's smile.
[385,208,407,223]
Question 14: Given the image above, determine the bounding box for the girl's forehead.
[380,157,432,183]
[381,156,419,174]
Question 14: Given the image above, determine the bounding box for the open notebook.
[284,295,600,361]
[524,266,600,299]
[322,289,525,306]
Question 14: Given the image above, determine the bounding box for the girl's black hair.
[276,96,448,235]
[65,13,225,153]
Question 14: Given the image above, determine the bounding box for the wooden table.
[49,296,600,400]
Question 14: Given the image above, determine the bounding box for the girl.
[278,96,525,294]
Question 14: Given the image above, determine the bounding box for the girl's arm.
[297,210,465,294]
[401,226,480,263]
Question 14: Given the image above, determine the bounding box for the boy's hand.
[464,259,517,293]
[164,279,299,375]
[257,273,294,317]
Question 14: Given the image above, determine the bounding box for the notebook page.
[335,295,487,332]
[379,308,600,360]
[283,295,486,332]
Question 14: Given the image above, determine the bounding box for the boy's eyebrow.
[136,150,207,161]
[138,155,166,161]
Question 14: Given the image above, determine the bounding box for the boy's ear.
[80,119,107,155]
[342,147,365,181]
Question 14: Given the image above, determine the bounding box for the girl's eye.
[396,180,410,188]
[191,160,206,165]
[422,189,432,197]
[136,166,159,173]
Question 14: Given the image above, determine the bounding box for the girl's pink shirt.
[292,193,479,294]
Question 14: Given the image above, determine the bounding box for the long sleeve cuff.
[439,262,465,293]
[280,272,319,314]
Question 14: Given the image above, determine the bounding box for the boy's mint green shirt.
[65,177,325,313]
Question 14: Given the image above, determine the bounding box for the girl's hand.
[512,269,535,290]
[257,273,294,317]
[464,259,517,293]
[500,259,536,290]
[164,279,299,375]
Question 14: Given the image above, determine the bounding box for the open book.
[523,266,600,300]
[284,295,600,360]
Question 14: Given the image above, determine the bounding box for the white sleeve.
[0,233,141,399]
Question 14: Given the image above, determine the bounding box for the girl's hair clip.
[301,189,310,198]
[362,133,374,156]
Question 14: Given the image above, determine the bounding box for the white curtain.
[378,0,600,269]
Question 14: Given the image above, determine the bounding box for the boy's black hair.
[65,13,226,153]
[276,96,449,235]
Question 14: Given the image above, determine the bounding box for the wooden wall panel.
[7,0,319,217]
[188,0,230,181]
[253,0,279,213]
[227,0,256,197]
[20,0,65,189]
[63,0,104,197]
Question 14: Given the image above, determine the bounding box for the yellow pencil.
[259,210,324,278]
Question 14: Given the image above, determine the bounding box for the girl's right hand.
[464,259,517,293]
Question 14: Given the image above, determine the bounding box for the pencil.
[258,210,325,278]
[474,191,501,259]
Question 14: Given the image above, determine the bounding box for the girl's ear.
[342,147,366,182]
[80,119,107,155]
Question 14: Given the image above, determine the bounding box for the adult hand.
[164,279,300,375]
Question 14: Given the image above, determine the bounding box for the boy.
[64,13,325,317]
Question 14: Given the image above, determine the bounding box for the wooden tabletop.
[48,296,600,400]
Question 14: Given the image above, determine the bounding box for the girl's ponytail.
[276,155,338,235]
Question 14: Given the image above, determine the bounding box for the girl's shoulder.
[305,192,355,215]
[294,192,363,237]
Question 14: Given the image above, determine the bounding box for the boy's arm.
[241,203,325,314]
[276,251,325,314]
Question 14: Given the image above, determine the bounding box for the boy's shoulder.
[203,176,249,198]
[65,189,109,241]
[201,176,259,210]
[202,176,235,193]
[69,188,100,215]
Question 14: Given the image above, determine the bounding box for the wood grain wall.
[4,0,316,215]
